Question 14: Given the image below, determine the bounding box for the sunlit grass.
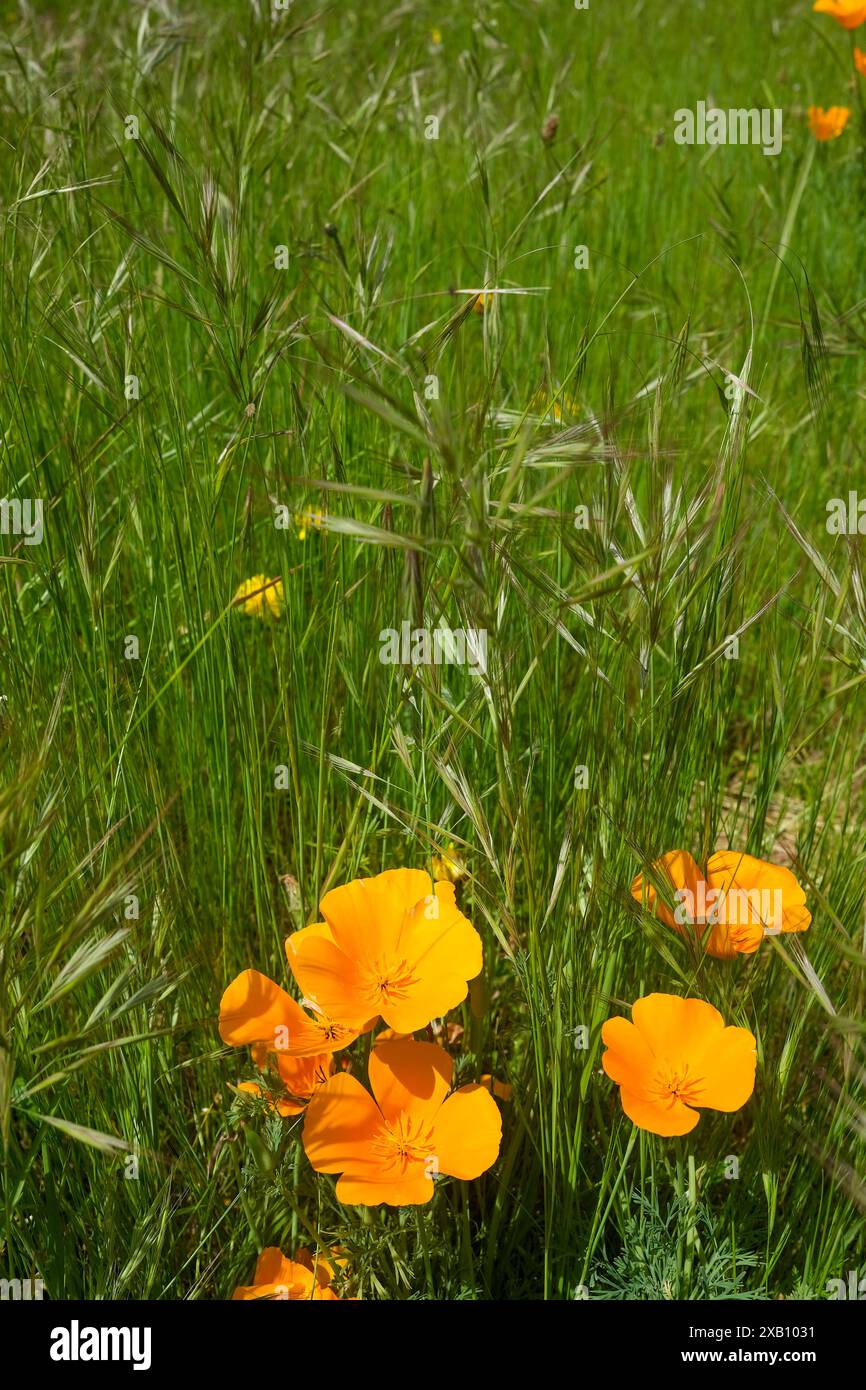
[1,0,864,1300]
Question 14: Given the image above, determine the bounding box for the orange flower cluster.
[630,849,810,959]
[600,849,810,1135]
[220,867,503,1219]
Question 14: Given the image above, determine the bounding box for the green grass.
[1,0,865,1301]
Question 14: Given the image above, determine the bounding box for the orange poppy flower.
[232,1247,341,1300]
[237,1051,334,1116]
[631,849,810,959]
[219,968,370,1057]
[286,869,483,1034]
[602,994,757,1137]
[302,1038,502,1206]
[808,105,851,140]
[813,0,866,28]
[856,47,866,73]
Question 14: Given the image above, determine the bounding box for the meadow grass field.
[1,0,866,1303]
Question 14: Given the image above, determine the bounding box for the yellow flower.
[233,575,284,618]
[295,508,327,541]
[808,105,851,140]
[430,28,442,45]
[432,842,466,883]
[529,388,579,423]
[813,0,866,28]
[855,46,866,74]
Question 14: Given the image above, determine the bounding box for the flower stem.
[683,1152,699,1296]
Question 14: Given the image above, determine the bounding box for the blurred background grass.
[1,0,865,1299]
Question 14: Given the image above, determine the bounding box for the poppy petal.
[236,1081,304,1117]
[335,1173,434,1206]
[285,933,372,1027]
[286,921,336,951]
[302,1072,384,1181]
[781,904,812,934]
[689,1025,757,1112]
[601,1016,657,1092]
[292,1249,334,1288]
[620,1087,701,1136]
[706,852,806,918]
[631,850,701,928]
[219,969,308,1048]
[320,869,433,961]
[631,993,725,1065]
[368,1039,452,1124]
[377,885,482,1033]
[431,1084,502,1179]
[254,1247,293,1285]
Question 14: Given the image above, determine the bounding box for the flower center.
[316,1021,351,1044]
[651,1062,704,1109]
[365,955,418,1004]
[372,1115,435,1173]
